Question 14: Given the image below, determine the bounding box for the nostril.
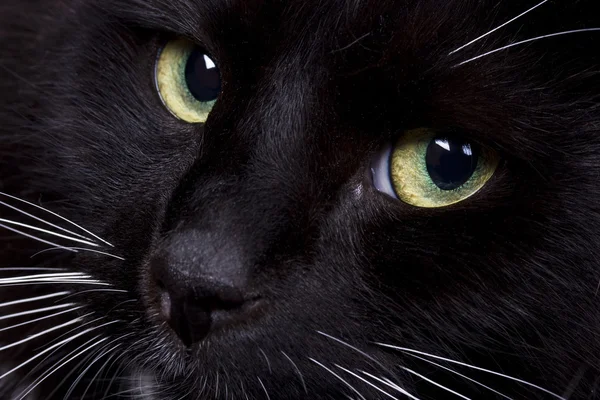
[157,290,262,347]
[151,258,263,346]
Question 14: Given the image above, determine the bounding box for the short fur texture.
[1,0,599,399]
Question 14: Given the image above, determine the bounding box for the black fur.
[1,0,599,398]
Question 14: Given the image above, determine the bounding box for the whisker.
[376,343,565,399]
[63,334,133,400]
[405,353,513,399]
[0,198,97,244]
[334,365,400,400]
[0,277,100,285]
[0,276,103,283]
[259,348,272,374]
[0,191,114,247]
[81,350,119,399]
[21,317,114,388]
[0,218,99,247]
[0,273,111,288]
[0,317,83,352]
[32,246,125,261]
[0,320,118,381]
[257,377,271,400]
[456,28,600,66]
[308,358,367,400]
[0,272,89,282]
[357,371,420,400]
[0,281,111,288]
[449,0,549,55]
[101,351,127,399]
[0,306,83,333]
[0,303,76,321]
[43,343,107,400]
[0,291,70,308]
[281,351,307,394]
[59,289,128,302]
[16,336,109,400]
[43,315,104,349]
[332,32,371,53]
[0,222,76,252]
[400,366,471,399]
[0,267,67,272]
[317,331,386,370]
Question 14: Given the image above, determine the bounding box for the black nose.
[151,243,261,346]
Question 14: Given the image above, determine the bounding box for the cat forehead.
[112,0,496,48]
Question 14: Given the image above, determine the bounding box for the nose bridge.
[159,226,248,289]
[157,47,325,281]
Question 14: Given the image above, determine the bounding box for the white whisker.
[0,218,100,247]
[64,336,129,400]
[449,0,549,55]
[0,317,83,352]
[0,303,76,321]
[101,351,127,399]
[317,331,385,369]
[44,315,104,350]
[281,351,307,394]
[0,273,110,288]
[401,366,472,399]
[0,198,96,243]
[80,350,118,399]
[406,353,513,399]
[357,371,421,400]
[257,377,271,400]
[0,306,83,333]
[0,267,66,271]
[0,191,114,247]
[456,28,600,66]
[259,348,272,374]
[0,320,118,381]
[0,291,70,308]
[59,289,128,302]
[0,272,88,282]
[308,358,367,400]
[0,280,111,288]
[16,336,109,400]
[32,246,125,261]
[334,365,399,400]
[0,222,76,252]
[376,343,565,399]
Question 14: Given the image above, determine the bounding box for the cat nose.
[151,257,262,347]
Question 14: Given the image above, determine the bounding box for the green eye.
[372,128,498,208]
[155,39,221,123]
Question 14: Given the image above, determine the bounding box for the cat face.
[1,0,599,399]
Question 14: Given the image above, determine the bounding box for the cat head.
[1,0,599,398]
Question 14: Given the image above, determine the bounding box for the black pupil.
[185,48,221,102]
[425,136,479,190]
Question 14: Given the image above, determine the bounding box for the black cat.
[1,0,599,399]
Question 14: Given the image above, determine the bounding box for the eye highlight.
[372,128,498,208]
[155,39,221,123]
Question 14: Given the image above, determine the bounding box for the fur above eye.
[155,39,221,123]
[371,128,498,208]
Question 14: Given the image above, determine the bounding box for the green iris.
[155,39,219,123]
[390,128,498,208]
